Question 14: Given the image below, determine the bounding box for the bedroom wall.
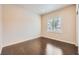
[41,5,76,45]
[77,4,79,54]
[3,5,41,47]
[0,5,2,54]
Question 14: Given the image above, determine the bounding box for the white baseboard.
[2,35,77,50]
[3,34,40,47]
[42,35,76,45]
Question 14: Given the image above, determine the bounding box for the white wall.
[77,4,79,54]
[77,10,79,53]
[0,5,2,54]
[3,5,41,47]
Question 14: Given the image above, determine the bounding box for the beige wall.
[41,5,76,45]
[0,5,2,54]
[3,5,41,47]
[1,5,77,48]
[77,5,79,54]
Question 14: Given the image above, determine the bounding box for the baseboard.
[2,35,77,50]
[41,36,77,46]
[3,34,40,47]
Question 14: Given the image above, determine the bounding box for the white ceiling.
[18,4,71,15]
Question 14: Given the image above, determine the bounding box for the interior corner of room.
[0,4,78,55]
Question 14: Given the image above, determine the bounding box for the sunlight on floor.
[45,43,63,55]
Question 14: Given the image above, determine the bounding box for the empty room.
[0,4,78,55]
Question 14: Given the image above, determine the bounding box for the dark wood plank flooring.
[1,37,78,55]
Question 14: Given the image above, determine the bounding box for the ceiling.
[17,4,71,15]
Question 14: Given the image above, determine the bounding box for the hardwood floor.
[1,37,78,55]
